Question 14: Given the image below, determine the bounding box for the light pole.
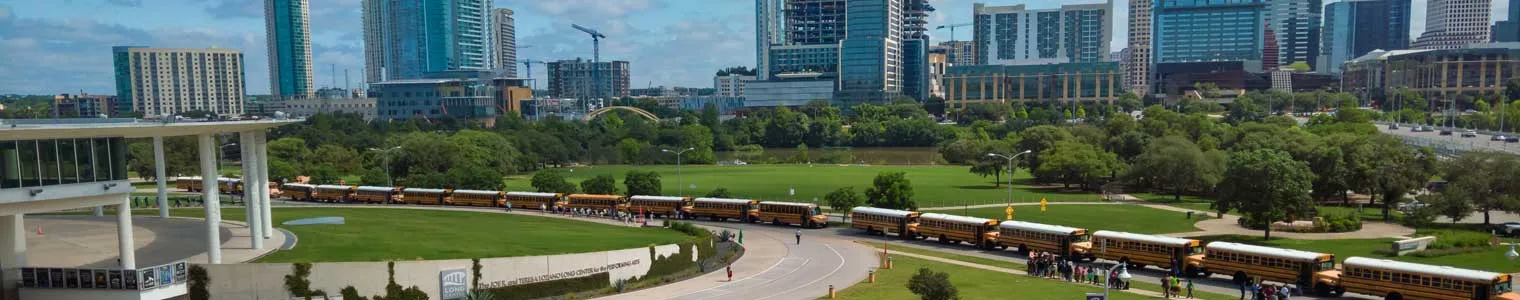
[662,147,696,196]
[986,150,1034,206]
[368,146,402,187]
[1105,263,1132,299]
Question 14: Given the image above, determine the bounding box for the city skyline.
[0,0,1512,95]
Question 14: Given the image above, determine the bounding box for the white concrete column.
[240,132,263,250]
[197,134,222,264]
[93,206,103,216]
[154,136,169,218]
[239,133,254,229]
[0,214,26,300]
[256,132,273,238]
[116,196,136,269]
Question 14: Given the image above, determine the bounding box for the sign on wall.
[439,269,470,300]
[19,260,187,291]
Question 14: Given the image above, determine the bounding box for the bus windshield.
[811,207,822,216]
[1073,235,1090,243]
[1318,261,1334,271]
[1498,282,1513,294]
[1191,246,1204,255]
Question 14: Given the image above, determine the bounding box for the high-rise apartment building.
[1125,0,1152,94]
[1492,0,1520,42]
[547,58,630,99]
[362,0,492,82]
[1320,0,1413,73]
[939,41,976,66]
[756,0,788,80]
[1411,0,1492,50]
[971,2,1111,66]
[900,0,933,102]
[265,0,313,99]
[1264,0,1322,70]
[491,8,518,78]
[112,46,246,117]
[1153,0,1266,68]
[715,74,757,97]
[836,0,905,104]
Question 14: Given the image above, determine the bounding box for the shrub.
[1318,213,1362,233]
[188,265,210,300]
[666,221,709,237]
[1400,206,1438,228]
[907,268,958,300]
[482,273,609,300]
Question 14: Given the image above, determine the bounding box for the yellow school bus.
[997,220,1093,260]
[1092,230,1203,273]
[449,189,504,207]
[311,185,355,202]
[401,188,449,205]
[1202,242,1339,295]
[566,194,627,212]
[218,178,242,195]
[917,213,1000,249]
[849,207,920,238]
[351,186,401,204]
[1340,257,1519,300]
[175,177,201,192]
[756,201,828,228]
[505,192,564,210]
[691,198,758,222]
[626,195,692,218]
[278,183,314,201]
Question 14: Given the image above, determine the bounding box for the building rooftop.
[0,118,302,141]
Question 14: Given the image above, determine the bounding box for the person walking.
[1186,279,1195,299]
[1162,274,1172,298]
[727,265,734,282]
[1171,273,1182,299]
[1278,285,1290,300]
[795,229,802,245]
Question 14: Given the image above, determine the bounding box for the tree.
[529,169,577,194]
[1128,136,1223,201]
[865,171,916,210]
[1214,150,1316,240]
[1016,125,1073,178]
[358,168,390,186]
[825,187,865,214]
[906,268,958,300]
[309,165,343,184]
[580,175,618,194]
[1033,141,1123,189]
[624,170,663,196]
[706,187,733,198]
[446,166,505,190]
[1440,152,1520,225]
[1363,137,1437,220]
[1427,189,1476,224]
[310,144,361,174]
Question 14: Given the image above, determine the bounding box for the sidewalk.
[599,225,788,299]
[885,251,1166,298]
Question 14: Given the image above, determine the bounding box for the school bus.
[916,213,1000,249]
[691,198,758,222]
[566,194,627,212]
[449,189,505,207]
[351,186,401,204]
[756,201,828,228]
[1340,257,1519,300]
[1092,230,1203,273]
[311,185,355,202]
[626,195,692,218]
[1201,242,1339,294]
[996,220,1092,260]
[505,192,564,210]
[849,207,919,238]
[175,177,200,192]
[218,178,242,195]
[401,188,449,205]
[279,183,314,201]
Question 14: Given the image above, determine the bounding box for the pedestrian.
[1278,285,1290,300]
[795,229,802,245]
[1171,273,1182,299]
[1263,284,1275,300]
[1239,281,1248,300]
[727,265,734,282]
[1187,279,1195,299]
[505,201,512,212]
[1162,274,1172,298]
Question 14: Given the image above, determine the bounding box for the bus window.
[1319,261,1334,271]
[811,207,821,215]
[1498,282,1513,294]
[1192,246,1204,255]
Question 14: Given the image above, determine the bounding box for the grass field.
[159,207,693,263]
[832,254,1232,300]
[1193,235,1520,273]
[506,165,1104,208]
[949,204,1204,234]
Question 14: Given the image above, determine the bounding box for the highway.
[1376,122,1520,156]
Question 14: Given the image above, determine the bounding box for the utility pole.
[663,148,696,196]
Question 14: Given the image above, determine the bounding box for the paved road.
[1376,123,1520,155]
[606,223,876,300]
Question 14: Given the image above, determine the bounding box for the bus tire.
[939,235,950,244]
[1331,287,1345,297]
[1384,292,1402,300]
[1017,245,1029,254]
[1314,283,1333,297]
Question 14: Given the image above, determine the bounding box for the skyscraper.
[492,8,518,78]
[756,0,787,80]
[1411,0,1492,50]
[547,58,631,99]
[900,0,933,101]
[265,0,313,99]
[1125,0,1152,94]
[1492,0,1520,42]
[1320,0,1413,73]
[836,0,904,104]
[939,41,976,67]
[362,0,492,82]
[112,46,246,117]
[972,2,1111,66]
[1264,0,1322,70]
[1153,0,1266,68]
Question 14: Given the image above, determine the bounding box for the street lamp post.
[662,147,696,196]
[368,146,402,204]
[986,150,1034,206]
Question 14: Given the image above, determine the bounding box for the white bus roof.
[452,189,501,196]
[1206,242,1327,262]
[1344,257,1504,282]
[176,176,201,180]
[694,198,755,205]
[1092,230,1196,246]
[355,186,396,193]
[631,195,688,202]
[999,220,1084,235]
[759,201,816,207]
[919,213,995,225]
[850,207,918,217]
[403,188,447,193]
[314,184,353,190]
[506,192,559,197]
[282,183,314,189]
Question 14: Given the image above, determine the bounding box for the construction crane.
[519,59,547,90]
[572,24,607,105]
[936,23,972,65]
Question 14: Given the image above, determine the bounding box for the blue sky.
[0,0,1508,95]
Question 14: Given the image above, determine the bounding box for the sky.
[0,0,1510,95]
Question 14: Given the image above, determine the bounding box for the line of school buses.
[849,207,1518,300]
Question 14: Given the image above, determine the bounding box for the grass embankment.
[954,204,1205,234]
[506,165,1105,208]
[159,207,693,263]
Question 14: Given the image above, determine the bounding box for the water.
[715,147,944,165]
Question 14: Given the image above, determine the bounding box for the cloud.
[203,0,262,19]
[103,0,142,7]
[528,0,663,20]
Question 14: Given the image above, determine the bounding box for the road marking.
[753,244,847,300]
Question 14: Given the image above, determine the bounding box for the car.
[1439,130,1454,136]
[1495,222,1520,236]
[1508,136,1519,143]
[1493,135,1508,142]
[1388,123,1400,130]
[1462,130,1478,138]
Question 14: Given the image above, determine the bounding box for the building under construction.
[546,58,631,100]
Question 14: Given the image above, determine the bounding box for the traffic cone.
[36,225,43,235]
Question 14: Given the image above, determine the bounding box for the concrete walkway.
[601,223,876,300]
[24,215,285,268]
[883,250,1167,298]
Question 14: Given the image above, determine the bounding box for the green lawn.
[1192,235,1520,273]
[507,165,1103,208]
[161,207,693,263]
[953,204,1204,234]
[832,255,1232,300]
[856,241,1024,270]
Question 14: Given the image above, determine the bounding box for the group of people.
[1243,279,1295,300]
[1024,251,1128,290]
[1160,273,1195,299]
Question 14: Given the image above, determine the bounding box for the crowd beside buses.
[849,207,1517,300]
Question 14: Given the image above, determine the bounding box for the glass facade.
[943,62,1123,108]
[1,138,129,189]
[267,0,313,99]
[1154,0,1266,64]
[1322,0,1412,74]
[367,0,490,81]
[838,0,902,104]
[111,46,139,115]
